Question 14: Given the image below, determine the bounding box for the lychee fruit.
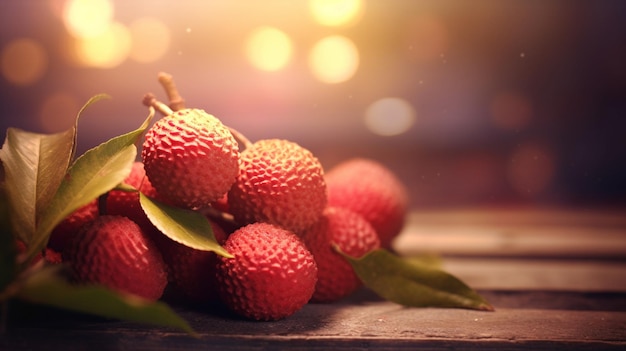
[16,240,62,265]
[156,219,229,305]
[105,161,160,229]
[63,215,168,301]
[325,158,408,249]
[141,108,239,209]
[47,199,98,252]
[216,222,317,321]
[227,139,327,234]
[303,206,380,303]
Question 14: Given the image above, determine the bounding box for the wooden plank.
[442,258,626,292]
[394,208,626,259]
[3,300,626,350]
[3,208,626,350]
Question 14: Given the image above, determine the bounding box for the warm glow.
[62,0,114,39]
[490,91,533,131]
[309,35,359,84]
[1,38,48,86]
[74,22,131,68]
[406,15,449,62]
[129,17,171,63]
[507,142,555,198]
[364,97,416,136]
[245,26,293,72]
[309,0,363,27]
[38,92,80,133]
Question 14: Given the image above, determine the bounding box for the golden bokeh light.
[38,92,81,133]
[364,97,416,136]
[490,91,533,131]
[507,142,555,198]
[1,38,48,86]
[309,35,359,84]
[245,26,293,72]
[73,21,131,68]
[309,0,363,27]
[62,0,114,39]
[129,17,171,63]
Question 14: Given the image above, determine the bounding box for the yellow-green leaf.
[140,193,232,258]
[17,267,196,336]
[29,107,156,261]
[0,128,74,244]
[339,248,494,311]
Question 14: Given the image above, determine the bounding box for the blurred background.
[1,0,625,210]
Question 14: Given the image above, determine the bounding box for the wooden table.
[2,207,625,350]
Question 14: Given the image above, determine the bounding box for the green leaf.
[0,94,109,246]
[70,94,111,161]
[29,107,156,261]
[140,193,232,258]
[338,248,494,311]
[0,128,74,244]
[17,267,197,336]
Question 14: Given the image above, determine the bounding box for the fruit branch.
[157,72,185,112]
[228,127,253,150]
[143,93,173,117]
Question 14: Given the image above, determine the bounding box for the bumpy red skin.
[141,109,239,209]
[228,139,327,234]
[106,161,160,229]
[63,215,168,301]
[216,222,317,321]
[157,220,228,304]
[325,158,408,249]
[47,199,98,252]
[303,207,380,303]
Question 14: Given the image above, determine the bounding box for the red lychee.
[63,215,168,301]
[216,222,317,321]
[141,108,239,209]
[47,199,98,252]
[325,158,408,249]
[156,219,228,305]
[16,240,62,265]
[106,161,160,229]
[303,206,380,303]
[227,139,327,234]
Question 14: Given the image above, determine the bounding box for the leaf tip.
[479,303,496,312]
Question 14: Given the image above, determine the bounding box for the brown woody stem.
[143,93,174,116]
[158,72,186,111]
[228,127,254,150]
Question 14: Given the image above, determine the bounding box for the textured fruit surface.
[63,215,168,301]
[157,219,228,304]
[303,206,380,302]
[216,222,317,321]
[325,158,408,249]
[106,161,159,229]
[228,139,327,234]
[47,199,98,252]
[141,108,239,209]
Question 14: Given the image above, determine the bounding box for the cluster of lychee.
[46,84,409,321]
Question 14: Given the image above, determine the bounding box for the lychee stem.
[158,72,186,112]
[228,127,254,150]
[203,207,239,227]
[143,93,174,117]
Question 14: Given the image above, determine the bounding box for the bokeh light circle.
[364,97,416,136]
[309,35,359,84]
[245,26,293,72]
[1,38,48,86]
